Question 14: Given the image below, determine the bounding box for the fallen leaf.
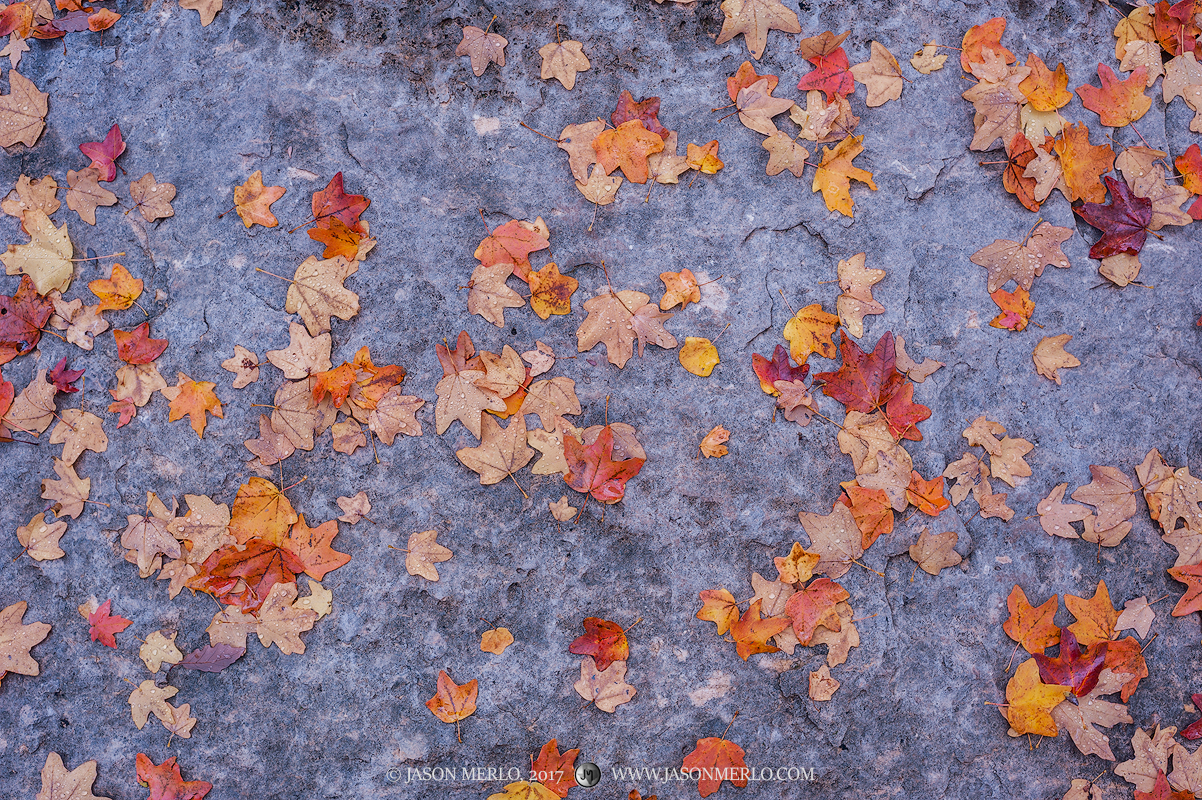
[798,502,863,579]
[574,656,635,712]
[405,529,452,581]
[686,140,723,174]
[782,303,839,364]
[1,208,72,294]
[528,262,578,319]
[682,735,748,798]
[1051,674,1134,760]
[850,41,904,106]
[961,17,1015,72]
[989,286,1035,331]
[457,24,507,76]
[48,408,107,466]
[797,47,855,102]
[88,598,132,648]
[2,174,58,219]
[64,167,118,225]
[40,458,90,519]
[1078,63,1151,127]
[809,664,841,700]
[812,134,876,216]
[909,528,961,575]
[15,511,66,560]
[481,627,514,655]
[564,424,645,504]
[1004,586,1061,655]
[233,170,285,228]
[1038,483,1091,538]
[135,753,212,800]
[762,131,809,177]
[735,77,793,135]
[0,70,47,147]
[714,0,799,59]
[659,268,701,311]
[575,163,623,205]
[679,337,719,377]
[969,221,1073,292]
[577,289,676,368]
[1116,596,1156,639]
[129,173,176,222]
[699,425,730,458]
[34,753,109,800]
[285,256,359,336]
[539,39,589,90]
[549,495,577,521]
[1020,54,1072,111]
[1067,580,1120,647]
[457,413,535,485]
[1033,334,1080,385]
[180,0,221,26]
[910,41,947,74]
[906,472,950,516]
[696,588,739,635]
[1004,658,1072,736]
[1053,122,1115,203]
[0,600,50,685]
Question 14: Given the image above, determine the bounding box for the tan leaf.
[991,436,1034,487]
[1037,483,1090,538]
[16,512,66,561]
[295,578,332,619]
[468,262,524,328]
[910,41,948,74]
[48,409,107,466]
[1119,40,1165,87]
[138,630,183,672]
[435,369,505,440]
[559,120,603,183]
[457,24,507,76]
[849,41,904,106]
[647,130,692,185]
[4,368,55,435]
[65,167,118,225]
[1116,726,1179,791]
[1163,52,1202,104]
[1,208,72,294]
[521,341,555,377]
[762,131,809,178]
[699,425,730,458]
[1051,675,1133,761]
[34,753,111,800]
[735,77,793,136]
[41,458,90,519]
[521,377,580,431]
[835,252,885,338]
[111,362,167,407]
[909,528,962,575]
[1116,596,1156,639]
[368,387,424,444]
[961,65,1030,151]
[0,34,26,72]
[206,605,258,649]
[0,71,47,148]
[336,492,371,524]
[129,173,175,222]
[774,379,815,426]
[405,529,452,581]
[271,379,334,451]
[549,495,577,521]
[456,413,535,485]
[480,627,515,655]
[529,420,573,476]
[331,418,367,455]
[0,601,49,685]
[1170,742,1202,795]
[128,679,177,729]
[714,0,801,60]
[220,344,260,388]
[1071,465,1136,531]
[1033,334,1080,385]
[166,493,231,564]
[476,345,526,398]
[809,664,841,700]
[156,701,196,738]
[577,290,676,369]
[799,502,864,579]
[121,491,179,578]
[256,582,317,655]
[180,0,222,26]
[574,656,636,712]
[893,334,942,382]
[1131,165,1193,230]
[575,163,622,205]
[284,255,360,336]
[811,600,859,667]
[539,39,589,90]
[1099,252,1141,287]
[2,174,58,219]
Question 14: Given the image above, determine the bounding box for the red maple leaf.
[78,124,125,181]
[0,374,13,420]
[190,539,304,614]
[1135,770,1194,800]
[751,344,809,395]
[1184,693,1202,739]
[568,616,629,671]
[311,172,370,230]
[796,48,855,102]
[114,322,169,365]
[1002,132,1040,212]
[812,331,904,413]
[108,397,137,428]
[530,739,580,798]
[88,599,132,648]
[883,382,931,441]
[1074,175,1152,259]
[611,90,669,140]
[682,736,748,798]
[563,425,645,504]
[474,220,550,280]
[1032,626,1108,697]
[1154,0,1200,57]
[135,753,212,800]
[48,356,84,393]
[0,275,53,365]
[1170,563,1202,617]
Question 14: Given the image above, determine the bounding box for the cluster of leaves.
[486,739,581,800]
[19,751,210,800]
[942,415,1034,523]
[960,15,1198,296]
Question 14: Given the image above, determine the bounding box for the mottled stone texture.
[0,1,1199,799]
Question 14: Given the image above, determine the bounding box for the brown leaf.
[129,173,176,222]
[405,529,452,581]
[65,167,118,225]
[0,71,46,147]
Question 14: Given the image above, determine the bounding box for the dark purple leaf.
[48,356,84,393]
[176,643,245,673]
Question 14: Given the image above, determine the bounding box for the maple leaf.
[784,577,848,645]
[161,372,222,437]
[728,60,779,102]
[679,337,719,377]
[1020,54,1072,111]
[569,617,629,671]
[714,0,799,59]
[129,173,176,222]
[790,90,858,143]
[910,41,948,74]
[835,485,892,549]
[1004,658,1072,736]
[457,24,507,76]
[1116,596,1156,639]
[46,294,107,351]
[1067,580,1120,647]
[558,120,604,183]
[734,77,793,136]
[798,502,864,579]
[1033,334,1080,385]
[1130,165,1193,230]
[1,208,72,294]
[696,588,740,635]
[114,321,168,364]
[1033,626,1108,696]
[135,754,212,800]
[699,425,730,458]
[0,600,50,685]
[88,598,132,648]
[34,753,110,800]
[1135,772,1194,800]
[427,669,478,724]
[548,494,577,519]
[835,252,885,338]
[762,131,809,177]
[219,344,260,389]
[686,140,724,174]
[528,262,577,319]
[563,424,645,505]
[577,289,676,368]
[1154,0,1201,56]
[909,528,962,575]
[1052,669,1135,761]
[1169,563,1202,617]
[65,166,118,225]
[1115,6,1156,60]
[1177,144,1202,196]
[475,219,550,278]
[1053,122,1115,203]
[266,321,330,380]
[1037,483,1090,538]
[531,739,579,797]
[283,514,349,581]
[487,783,559,800]
[88,262,142,312]
[404,529,452,581]
[906,471,949,515]
[1106,636,1149,701]
[519,378,580,432]
[2,367,55,436]
[1072,465,1137,532]
[539,39,589,90]
[2,174,59,220]
[574,655,636,712]
[726,597,787,660]
[593,120,665,184]
[310,171,369,231]
[659,268,700,311]
[79,123,124,180]
[999,132,1040,212]
[48,408,107,466]
[233,170,285,228]
[1004,585,1060,655]
[990,286,1034,331]
[850,41,904,107]
[1120,41,1165,86]
[121,492,179,577]
[180,0,222,26]
[682,735,748,798]
[610,90,669,140]
[480,627,514,656]
[961,65,1030,151]
[812,134,876,216]
[969,221,1073,292]
[0,276,48,365]
[961,18,1015,72]
[798,47,855,102]
[1077,63,1151,127]
[456,412,535,485]
[191,539,304,614]
[285,255,360,336]
[0,70,45,148]
[41,458,90,519]
[752,344,809,395]
[813,330,903,413]
[253,581,317,654]
[782,303,839,364]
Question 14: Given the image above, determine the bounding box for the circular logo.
[574,762,601,788]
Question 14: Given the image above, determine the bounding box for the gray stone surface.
[0,1,1200,798]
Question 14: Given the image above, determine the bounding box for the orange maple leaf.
[233,170,285,228]
[682,736,748,798]
[1066,580,1120,647]
[311,362,357,408]
[1018,54,1071,111]
[729,598,789,659]
[593,120,665,184]
[311,171,369,230]
[161,372,222,438]
[960,17,1015,73]
[88,263,142,312]
[528,262,577,319]
[229,477,298,546]
[283,513,350,581]
[568,617,628,671]
[1052,122,1114,203]
[812,135,876,217]
[474,219,549,280]
[686,140,723,174]
[307,217,361,260]
[531,739,579,798]
[989,286,1034,331]
[426,670,478,723]
[1002,585,1060,654]
[1077,63,1151,127]
[696,588,740,635]
[905,470,950,516]
[837,484,893,549]
[784,577,848,645]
